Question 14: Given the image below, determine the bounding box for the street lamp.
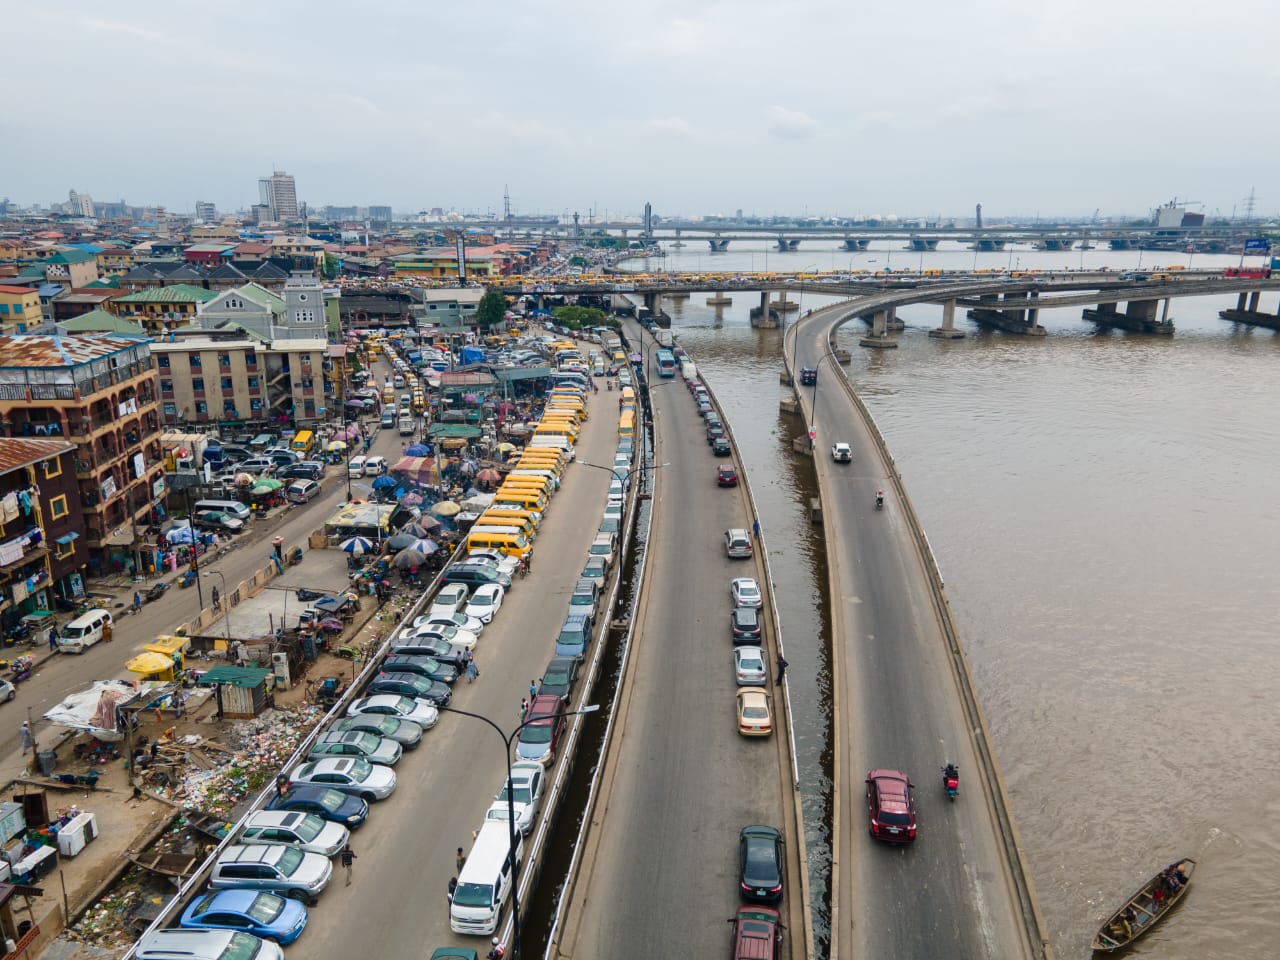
[576,459,669,498]
[804,350,845,444]
[203,570,231,644]
[441,703,600,960]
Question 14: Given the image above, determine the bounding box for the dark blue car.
[265,784,368,828]
[180,889,308,944]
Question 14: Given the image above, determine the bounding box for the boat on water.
[1091,858,1195,953]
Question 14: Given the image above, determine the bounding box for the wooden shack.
[198,666,273,719]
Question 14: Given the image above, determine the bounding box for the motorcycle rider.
[875,489,884,508]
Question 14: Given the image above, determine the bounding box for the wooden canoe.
[1092,857,1195,953]
[125,850,201,879]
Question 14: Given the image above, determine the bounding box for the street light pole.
[441,703,599,960]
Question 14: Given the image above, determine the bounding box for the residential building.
[195,201,217,221]
[0,286,43,334]
[0,335,164,575]
[107,283,218,333]
[0,437,87,625]
[184,243,235,268]
[49,288,119,322]
[43,249,99,288]
[420,288,483,329]
[391,247,498,280]
[367,206,393,223]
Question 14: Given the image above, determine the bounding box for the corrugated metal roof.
[115,284,218,304]
[0,438,76,475]
[0,333,148,368]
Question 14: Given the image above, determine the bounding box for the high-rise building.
[258,171,299,221]
[368,206,392,223]
[195,201,217,222]
[68,190,94,218]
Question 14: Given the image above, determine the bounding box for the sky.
[4,0,1276,222]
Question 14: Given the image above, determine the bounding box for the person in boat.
[1109,906,1136,940]
[1151,883,1166,910]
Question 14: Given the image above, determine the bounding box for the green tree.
[321,252,340,280]
[552,304,607,329]
[475,289,508,330]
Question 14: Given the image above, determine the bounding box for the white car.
[428,583,469,617]
[733,646,768,686]
[465,549,520,578]
[400,622,479,649]
[363,456,388,476]
[239,811,350,857]
[348,456,367,478]
[346,694,439,730]
[484,762,546,836]
[413,611,484,635]
[289,757,396,802]
[465,584,505,624]
[831,442,853,463]
[731,577,763,609]
[587,532,617,568]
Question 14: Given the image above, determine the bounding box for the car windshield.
[276,846,304,875]
[521,722,552,744]
[317,789,346,812]
[498,782,533,804]
[453,881,494,908]
[878,810,912,826]
[293,814,325,842]
[353,732,377,752]
[369,717,397,736]
[432,624,458,639]
[742,705,768,719]
[393,697,417,713]
[224,931,267,960]
[246,891,286,924]
[470,594,494,609]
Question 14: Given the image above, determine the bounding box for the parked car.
[706,423,726,444]
[136,930,283,960]
[712,436,732,456]
[265,785,368,828]
[286,480,321,504]
[484,762,546,836]
[728,905,783,960]
[193,510,244,534]
[724,528,753,559]
[731,577,763,608]
[464,583,505,624]
[413,611,484,636]
[330,715,423,750]
[347,456,367,478]
[568,578,599,620]
[239,458,275,476]
[731,606,763,645]
[397,622,479,651]
[209,844,332,903]
[368,672,452,707]
[428,583,470,617]
[346,694,438,729]
[717,465,738,487]
[538,656,581,701]
[734,646,768,686]
[238,811,349,858]
[736,687,773,737]
[363,456,388,476]
[380,654,459,686]
[307,730,402,767]
[580,555,608,588]
[865,769,917,843]
[442,564,512,589]
[280,463,322,482]
[180,889,308,944]
[515,694,567,765]
[389,633,468,667]
[555,612,593,658]
[464,549,520,578]
[587,532,617,568]
[738,825,784,903]
[289,758,396,803]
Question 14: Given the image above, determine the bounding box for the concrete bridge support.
[929,298,966,339]
[775,238,801,251]
[708,238,730,252]
[1081,298,1174,334]
[859,309,899,349]
[1248,290,1261,312]
[1219,293,1280,329]
[842,239,870,251]
[965,292,1047,336]
[749,291,780,328]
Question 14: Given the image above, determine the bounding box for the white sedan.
[730,577,763,609]
[347,694,438,730]
[401,621,479,649]
[483,762,546,835]
[413,611,484,636]
[428,583,469,617]
[465,584,505,624]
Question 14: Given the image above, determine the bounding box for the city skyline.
[3,0,1276,220]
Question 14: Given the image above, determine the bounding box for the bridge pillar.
[1161,298,1171,325]
[1237,292,1248,311]
[1248,290,1261,311]
[776,237,789,252]
[859,310,899,349]
[708,238,729,251]
[929,298,966,339]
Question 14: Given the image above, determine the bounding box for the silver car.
[238,811,350,857]
[734,646,768,686]
[331,715,423,749]
[308,730,402,767]
[289,758,397,802]
[347,694,438,730]
[209,844,332,902]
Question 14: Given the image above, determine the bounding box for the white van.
[398,414,416,436]
[58,609,112,654]
[449,820,524,935]
[529,436,575,461]
[135,929,283,960]
[193,500,251,522]
[348,456,367,478]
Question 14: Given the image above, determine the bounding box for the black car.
[265,784,368,828]
[280,463,322,482]
[442,564,513,589]
[368,672,452,707]
[731,606,762,645]
[538,655,581,701]
[711,436,732,457]
[706,424,726,444]
[739,825,784,903]
[799,367,817,385]
[380,654,459,686]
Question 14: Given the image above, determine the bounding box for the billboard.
[1244,238,1270,253]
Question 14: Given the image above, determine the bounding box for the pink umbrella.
[401,493,423,507]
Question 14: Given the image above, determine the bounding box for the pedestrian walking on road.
[465,658,478,684]
[753,519,760,541]
[456,847,466,873]
[103,624,113,643]
[775,655,789,685]
[520,698,528,720]
[529,680,537,701]
[447,876,457,904]
[340,844,356,886]
[48,626,59,652]
[18,721,32,756]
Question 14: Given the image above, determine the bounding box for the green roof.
[200,665,272,688]
[237,283,284,312]
[61,309,147,334]
[83,277,120,289]
[426,423,482,439]
[46,249,96,264]
[115,284,218,304]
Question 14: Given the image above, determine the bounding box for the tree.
[321,252,340,280]
[475,290,508,330]
[551,304,607,329]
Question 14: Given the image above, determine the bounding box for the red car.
[728,904,782,960]
[717,465,739,487]
[865,769,916,843]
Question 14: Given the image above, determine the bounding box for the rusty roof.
[0,438,76,475]
[0,333,148,369]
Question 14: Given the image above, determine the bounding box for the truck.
[799,366,818,386]
[398,413,416,436]
[653,329,674,348]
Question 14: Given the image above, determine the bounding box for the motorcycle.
[146,581,169,603]
[296,588,326,602]
[875,493,884,510]
[178,570,197,589]
[942,763,959,802]
[10,655,34,684]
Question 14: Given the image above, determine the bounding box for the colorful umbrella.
[401,493,424,507]
[431,501,461,517]
[328,440,348,452]
[476,468,501,483]
[339,536,373,555]
[409,538,438,554]
[234,473,254,485]
[371,475,398,490]
[405,444,431,457]
[391,548,428,569]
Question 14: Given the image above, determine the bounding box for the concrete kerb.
[544,368,661,960]
[809,312,1054,960]
[705,356,815,960]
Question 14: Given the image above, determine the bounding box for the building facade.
[107,283,218,333]
[0,335,165,575]
[0,286,43,334]
[260,171,299,221]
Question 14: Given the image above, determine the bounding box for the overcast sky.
[5,0,1275,221]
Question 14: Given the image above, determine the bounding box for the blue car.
[180,889,308,944]
[265,784,368,828]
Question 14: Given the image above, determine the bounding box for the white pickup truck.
[831,442,852,463]
[398,414,416,436]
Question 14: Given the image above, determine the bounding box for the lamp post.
[575,460,668,499]
[805,349,844,442]
[441,703,599,960]
[203,570,231,644]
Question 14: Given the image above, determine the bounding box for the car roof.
[733,577,759,589]
[529,694,562,715]
[727,527,749,537]
[245,810,306,828]
[220,844,288,865]
[738,688,769,707]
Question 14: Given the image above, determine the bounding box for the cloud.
[645,116,700,139]
[767,106,818,140]
[658,17,712,54]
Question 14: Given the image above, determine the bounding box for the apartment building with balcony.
[0,437,85,628]
[0,335,165,576]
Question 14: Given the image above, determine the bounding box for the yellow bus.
[619,386,636,407]
[494,487,547,513]
[546,400,587,421]
[534,421,579,443]
[618,410,635,438]
[478,509,539,537]
[290,430,315,456]
[465,528,531,559]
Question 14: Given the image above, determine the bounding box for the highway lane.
[0,392,407,785]
[788,311,1037,960]
[558,330,805,960]
[303,384,615,960]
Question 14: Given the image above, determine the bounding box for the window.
[13,304,22,314]
[220,377,233,391]
[43,458,62,479]
[192,378,205,393]
[250,398,263,411]
[54,539,75,560]
[195,401,208,414]
[300,353,311,362]
[218,353,231,366]
[49,495,69,520]
[245,352,257,367]
[160,379,173,392]
[189,353,202,367]
[303,400,316,416]
[248,376,259,389]
[223,399,236,413]
[0,305,8,314]
[163,402,177,417]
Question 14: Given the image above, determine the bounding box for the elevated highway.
[784,302,1052,960]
